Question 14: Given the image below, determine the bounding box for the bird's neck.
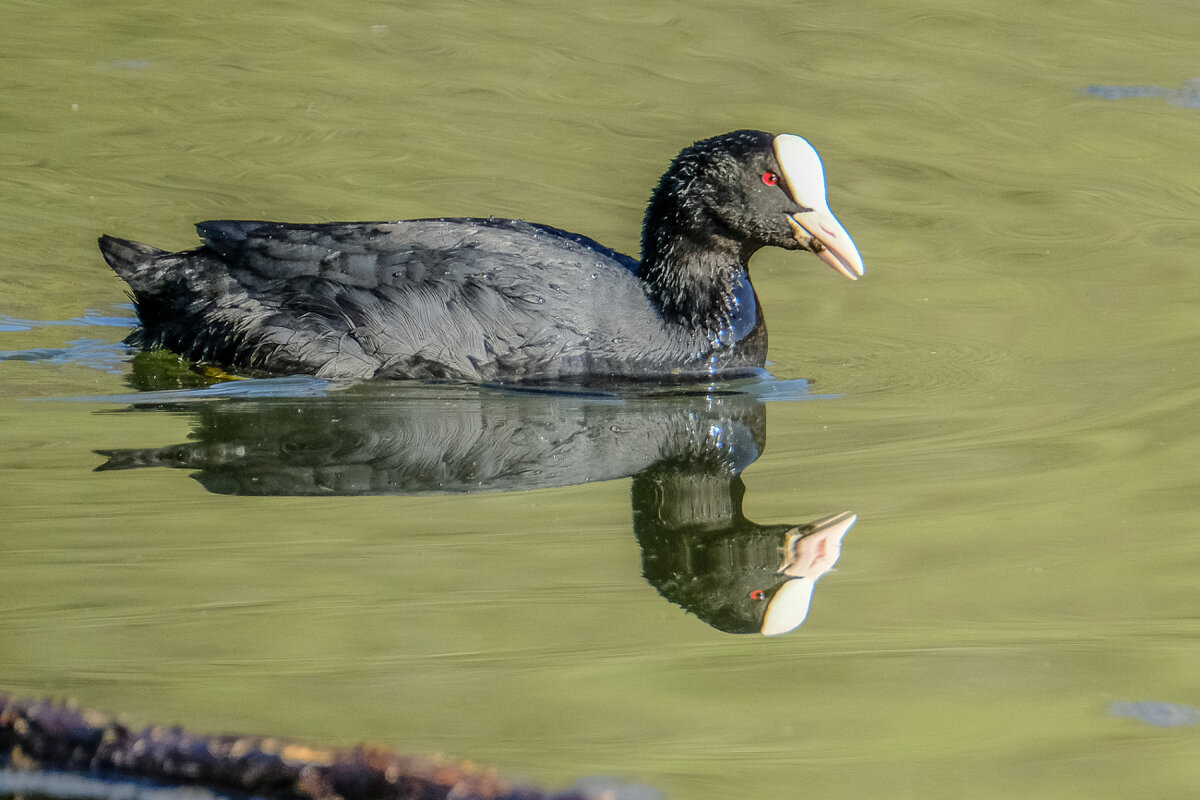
[638,224,759,338]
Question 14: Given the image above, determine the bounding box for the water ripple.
[786,322,1018,399]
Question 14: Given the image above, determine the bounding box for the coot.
[100,130,863,383]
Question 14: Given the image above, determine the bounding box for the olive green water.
[3,1,1200,798]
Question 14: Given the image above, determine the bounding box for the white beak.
[774,134,865,280]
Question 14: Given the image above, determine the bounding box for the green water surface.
[2,1,1199,798]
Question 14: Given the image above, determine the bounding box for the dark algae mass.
[0,693,650,800]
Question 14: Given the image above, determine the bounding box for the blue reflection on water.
[1083,78,1200,108]
[50,376,336,404]
[0,339,130,374]
[0,310,134,332]
[0,310,136,374]
[1108,700,1200,728]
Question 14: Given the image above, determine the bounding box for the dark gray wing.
[190,218,666,380]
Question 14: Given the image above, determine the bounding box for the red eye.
[761,171,779,186]
[750,589,766,601]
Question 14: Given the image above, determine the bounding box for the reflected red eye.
[761,171,779,186]
[750,589,766,601]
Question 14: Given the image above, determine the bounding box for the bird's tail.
[98,235,169,286]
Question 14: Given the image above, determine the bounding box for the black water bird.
[99,130,863,382]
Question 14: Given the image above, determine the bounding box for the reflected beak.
[762,511,857,637]
[780,510,856,578]
[787,212,865,280]
[773,133,865,280]
[761,578,818,637]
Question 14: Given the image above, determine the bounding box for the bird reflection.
[96,379,855,635]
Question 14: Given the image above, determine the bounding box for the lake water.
[2,1,1199,798]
